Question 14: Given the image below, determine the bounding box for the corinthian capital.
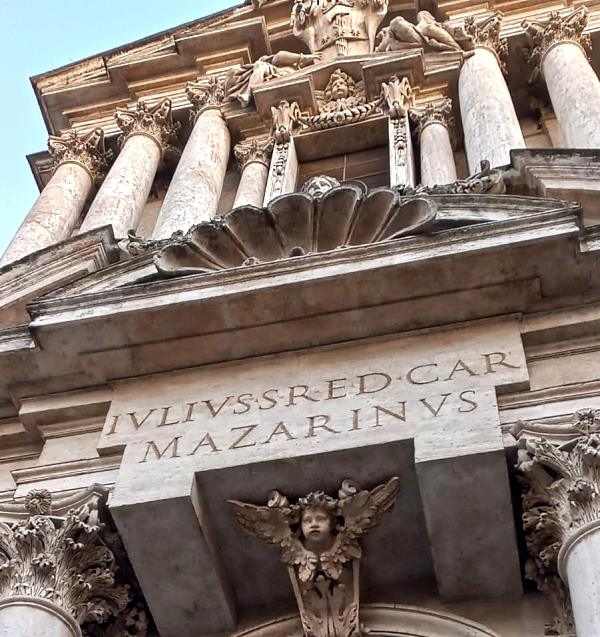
[464,12,508,62]
[186,75,226,121]
[0,489,130,628]
[410,98,455,136]
[523,7,591,80]
[514,408,600,634]
[115,98,180,152]
[234,138,274,171]
[48,128,112,182]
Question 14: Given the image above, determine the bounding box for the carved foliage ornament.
[115,98,179,152]
[234,138,275,171]
[464,11,507,65]
[513,408,600,636]
[187,74,226,119]
[0,490,130,627]
[229,478,400,637]
[48,128,113,183]
[409,99,455,137]
[522,7,591,82]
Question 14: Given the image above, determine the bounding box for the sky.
[0,0,236,256]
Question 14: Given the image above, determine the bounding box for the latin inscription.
[101,351,521,464]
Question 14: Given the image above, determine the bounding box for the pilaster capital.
[115,98,180,153]
[271,100,301,144]
[514,407,600,635]
[381,76,414,120]
[522,7,591,80]
[234,138,274,171]
[410,98,455,136]
[186,75,226,122]
[464,12,508,65]
[48,128,112,183]
[0,489,130,629]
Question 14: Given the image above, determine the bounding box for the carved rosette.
[48,128,112,183]
[115,98,179,153]
[522,7,591,82]
[464,11,508,68]
[186,75,226,122]
[410,99,455,137]
[0,489,130,628]
[514,408,600,636]
[234,138,274,171]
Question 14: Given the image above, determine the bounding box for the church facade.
[2,1,600,636]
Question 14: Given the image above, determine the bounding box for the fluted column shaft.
[233,139,274,208]
[411,99,457,187]
[524,8,600,148]
[153,77,230,238]
[460,13,525,172]
[0,129,109,267]
[80,99,177,238]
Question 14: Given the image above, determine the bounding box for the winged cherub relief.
[229,477,400,637]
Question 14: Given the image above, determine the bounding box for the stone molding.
[48,128,112,183]
[410,98,455,136]
[522,7,592,81]
[0,489,130,629]
[463,12,507,66]
[115,98,179,153]
[186,75,226,122]
[234,138,274,171]
[512,408,600,636]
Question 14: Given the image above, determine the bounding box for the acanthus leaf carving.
[186,75,226,120]
[0,490,131,628]
[522,7,591,83]
[513,408,600,636]
[48,128,113,183]
[409,98,455,138]
[115,98,179,152]
[464,11,507,70]
[229,477,400,637]
[234,138,275,171]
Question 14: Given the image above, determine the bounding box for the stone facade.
[3,1,600,636]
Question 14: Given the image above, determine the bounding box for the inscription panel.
[100,319,528,474]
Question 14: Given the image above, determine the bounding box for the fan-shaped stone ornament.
[154,185,437,276]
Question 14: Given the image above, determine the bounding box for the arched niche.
[233,604,500,637]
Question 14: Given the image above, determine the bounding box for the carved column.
[152,76,230,238]
[381,76,416,188]
[263,100,301,205]
[79,99,178,238]
[410,99,457,187]
[233,138,274,208]
[515,408,600,637]
[523,8,600,148]
[0,129,110,267]
[0,490,130,637]
[459,13,525,172]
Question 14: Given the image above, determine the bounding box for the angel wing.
[320,477,400,580]
[229,498,319,581]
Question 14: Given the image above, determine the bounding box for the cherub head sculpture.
[297,491,338,549]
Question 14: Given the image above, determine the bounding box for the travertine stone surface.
[234,161,270,208]
[459,48,525,172]
[543,43,600,148]
[0,598,81,637]
[419,123,457,187]
[0,163,92,267]
[562,523,600,637]
[263,138,298,205]
[153,109,230,238]
[80,134,161,238]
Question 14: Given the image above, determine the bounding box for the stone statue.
[225,51,320,108]
[292,0,389,61]
[320,69,366,113]
[376,11,471,53]
[229,477,400,637]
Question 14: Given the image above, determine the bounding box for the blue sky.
[0,0,235,256]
